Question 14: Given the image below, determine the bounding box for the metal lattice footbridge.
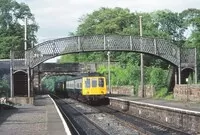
[10,35,197,97]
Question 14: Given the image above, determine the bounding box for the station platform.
[108,94,200,112]
[108,94,200,134]
[0,95,69,135]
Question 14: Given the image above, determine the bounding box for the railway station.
[1,1,200,134]
[0,34,199,134]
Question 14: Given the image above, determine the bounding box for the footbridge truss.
[10,35,197,97]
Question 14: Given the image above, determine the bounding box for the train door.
[98,77,107,94]
[82,77,90,95]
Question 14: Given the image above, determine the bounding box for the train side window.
[98,78,104,87]
[92,79,97,87]
[85,79,90,88]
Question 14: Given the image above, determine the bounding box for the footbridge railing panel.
[10,35,195,70]
[80,35,105,51]
[156,39,180,65]
[181,48,196,69]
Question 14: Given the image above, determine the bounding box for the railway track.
[51,94,190,135]
[50,94,110,135]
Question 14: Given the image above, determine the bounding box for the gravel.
[64,98,138,135]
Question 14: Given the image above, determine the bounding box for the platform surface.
[108,94,200,112]
[0,95,67,135]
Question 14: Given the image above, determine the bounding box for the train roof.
[66,72,104,81]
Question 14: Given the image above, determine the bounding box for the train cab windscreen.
[92,79,97,87]
[98,78,104,87]
[85,78,90,88]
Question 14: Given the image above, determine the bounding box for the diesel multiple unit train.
[55,74,107,103]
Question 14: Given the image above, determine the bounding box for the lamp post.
[139,16,144,98]
[24,16,27,51]
[24,17,31,98]
[107,51,111,94]
[24,17,27,66]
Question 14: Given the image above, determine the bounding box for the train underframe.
[67,91,107,104]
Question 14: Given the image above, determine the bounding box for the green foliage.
[150,67,167,90]
[164,93,174,100]
[97,62,172,97]
[42,76,69,92]
[59,52,107,63]
[42,77,55,92]
[61,7,174,67]
[60,7,200,98]
[181,8,200,48]
[76,7,168,37]
[154,87,168,98]
[0,0,38,58]
[61,7,200,66]
[0,36,22,58]
[154,87,174,100]
[97,62,140,93]
[188,73,194,84]
[77,7,134,35]
[152,10,186,42]
[0,79,9,97]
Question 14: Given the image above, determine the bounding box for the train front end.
[82,77,107,101]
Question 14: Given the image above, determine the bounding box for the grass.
[154,87,174,100]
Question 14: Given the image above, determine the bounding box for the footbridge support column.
[27,67,31,97]
[195,48,198,84]
[178,66,181,84]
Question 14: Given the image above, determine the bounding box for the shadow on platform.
[0,104,18,126]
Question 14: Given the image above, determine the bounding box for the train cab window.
[85,79,90,88]
[98,78,104,87]
[92,79,97,87]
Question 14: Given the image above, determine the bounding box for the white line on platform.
[48,95,71,135]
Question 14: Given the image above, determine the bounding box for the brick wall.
[111,86,134,96]
[138,85,155,98]
[174,84,200,102]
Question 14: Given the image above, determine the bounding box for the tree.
[61,7,170,66]
[0,0,38,58]
[76,7,168,37]
[61,7,196,94]
[77,7,135,35]
[152,10,186,42]
[180,8,200,48]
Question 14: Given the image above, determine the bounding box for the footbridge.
[10,35,197,98]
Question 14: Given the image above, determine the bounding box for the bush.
[164,93,174,100]
[155,87,168,98]
[97,63,140,93]
[0,80,9,97]
[42,76,69,92]
[150,67,167,90]
[97,63,169,97]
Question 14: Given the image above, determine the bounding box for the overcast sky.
[17,0,200,42]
